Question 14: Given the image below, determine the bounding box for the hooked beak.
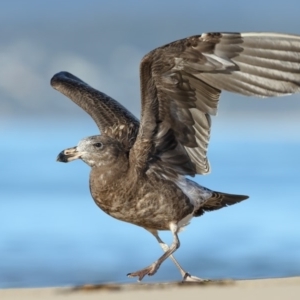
[56,146,82,163]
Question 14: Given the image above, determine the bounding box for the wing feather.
[52,33,300,176]
[131,32,300,176]
[51,71,139,149]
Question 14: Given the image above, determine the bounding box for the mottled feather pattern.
[51,72,139,150]
[52,32,300,281]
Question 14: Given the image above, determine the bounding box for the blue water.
[1,117,300,288]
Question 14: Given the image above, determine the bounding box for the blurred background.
[1,0,300,288]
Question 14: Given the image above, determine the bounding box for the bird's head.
[57,135,128,168]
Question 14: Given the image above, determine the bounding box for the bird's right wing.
[51,72,139,150]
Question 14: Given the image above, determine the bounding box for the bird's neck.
[90,156,129,189]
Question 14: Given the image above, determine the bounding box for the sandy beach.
[1,277,299,300]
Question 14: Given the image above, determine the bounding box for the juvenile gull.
[52,32,300,282]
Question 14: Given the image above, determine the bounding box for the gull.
[51,32,300,282]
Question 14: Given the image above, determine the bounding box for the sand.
[1,277,299,300]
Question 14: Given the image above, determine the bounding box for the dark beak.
[56,146,82,163]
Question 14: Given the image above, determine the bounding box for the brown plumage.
[52,32,300,281]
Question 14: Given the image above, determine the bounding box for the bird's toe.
[182,272,210,283]
[127,263,159,281]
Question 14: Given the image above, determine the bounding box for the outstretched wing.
[131,32,300,176]
[51,72,139,149]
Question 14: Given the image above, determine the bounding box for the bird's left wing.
[130,32,300,177]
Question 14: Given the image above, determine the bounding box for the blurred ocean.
[1,115,300,288]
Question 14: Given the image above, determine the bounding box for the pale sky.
[1,0,300,118]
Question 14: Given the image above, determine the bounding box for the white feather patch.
[175,176,212,209]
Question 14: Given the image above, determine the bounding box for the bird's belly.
[92,188,194,231]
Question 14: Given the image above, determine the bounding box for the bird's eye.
[93,142,103,148]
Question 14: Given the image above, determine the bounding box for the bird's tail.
[194,190,248,217]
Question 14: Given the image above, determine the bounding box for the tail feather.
[194,191,249,217]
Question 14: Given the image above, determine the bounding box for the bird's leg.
[127,223,180,282]
[148,229,207,283]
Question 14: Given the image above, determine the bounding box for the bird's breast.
[89,170,194,230]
